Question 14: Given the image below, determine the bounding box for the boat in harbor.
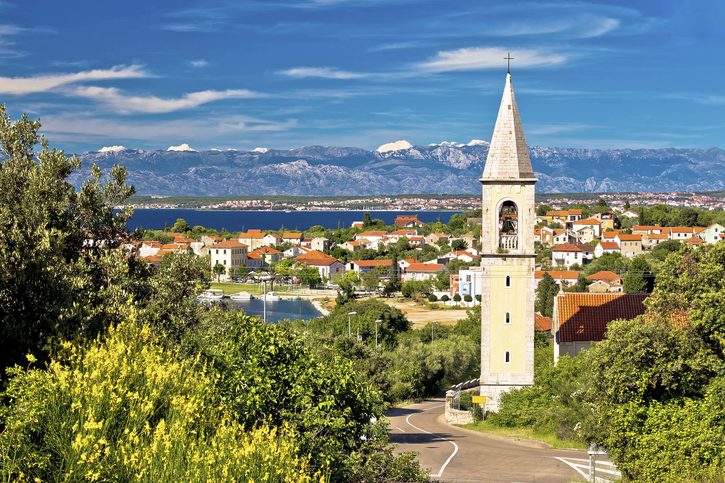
[229,291,253,301]
[197,289,225,301]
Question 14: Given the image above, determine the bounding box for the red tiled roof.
[252,246,281,255]
[535,270,580,280]
[406,263,446,272]
[239,231,265,239]
[295,250,339,266]
[574,218,601,225]
[173,236,196,243]
[616,234,642,241]
[648,233,669,240]
[535,313,552,332]
[557,293,648,343]
[143,255,161,263]
[352,259,393,267]
[668,227,694,233]
[282,232,303,239]
[358,230,386,237]
[553,243,593,252]
[214,240,248,249]
[633,225,662,231]
[599,241,620,250]
[247,252,262,260]
[391,229,417,235]
[142,241,163,247]
[586,271,622,282]
[685,236,704,245]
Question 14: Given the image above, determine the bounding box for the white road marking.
[554,457,621,482]
[395,426,406,433]
[404,404,459,478]
[555,457,588,480]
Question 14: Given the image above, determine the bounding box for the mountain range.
[69,141,725,196]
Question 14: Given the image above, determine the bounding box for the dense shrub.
[440,294,450,302]
[463,294,473,303]
[0,321,318,482]
[428,294,438,302]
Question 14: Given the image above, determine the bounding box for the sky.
[0,0,723,152]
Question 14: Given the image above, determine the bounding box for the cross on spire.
[504,52,514,73]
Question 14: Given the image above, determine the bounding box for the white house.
[457,266,483,298]
[401,263,447,282]
[139,241,162,258]
[210,240,249,280]
[347,259,394,275]
[295,250,345,280]
[594,241,621,258]
[698,223,724,244]
[534,270,580,288]
[552,243,594,269]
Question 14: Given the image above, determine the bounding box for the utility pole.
[347,311,357,337]
[375,319,381,348]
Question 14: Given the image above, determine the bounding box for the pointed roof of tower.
[481,73,536,181]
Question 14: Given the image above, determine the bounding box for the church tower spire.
[479,71,537,411]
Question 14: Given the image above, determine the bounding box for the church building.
[479,70,537,411]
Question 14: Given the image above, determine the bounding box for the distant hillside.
[70,141,725,196]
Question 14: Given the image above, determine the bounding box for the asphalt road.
[387,399,620,483]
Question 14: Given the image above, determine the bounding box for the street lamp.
[261,275,275,323]
[347,311,357,337]
[375,319,382,348]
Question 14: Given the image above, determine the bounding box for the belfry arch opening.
[498,200,518,250]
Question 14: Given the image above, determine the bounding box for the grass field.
[460,421,587,450]
[209,282,309,295]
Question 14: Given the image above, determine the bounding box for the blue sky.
[1,0,723,152]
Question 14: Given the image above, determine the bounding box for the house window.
[505,351,510,363]
[505,275,511,287]
[505,312,511,324]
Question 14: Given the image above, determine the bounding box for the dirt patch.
[383,299,470,328]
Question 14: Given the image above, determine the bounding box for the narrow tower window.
[505,312,510,324]
[498,201,519,250]
[505,351,510,363]
[505,275,511,287]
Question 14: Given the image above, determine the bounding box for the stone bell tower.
[479,71,537,411]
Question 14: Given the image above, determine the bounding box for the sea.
[225,298,322,323]
[127,209,460,231]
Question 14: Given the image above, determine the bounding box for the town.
[130,205,724,359]
[126,190,725,212]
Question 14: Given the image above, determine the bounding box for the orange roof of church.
[352,259,393,267]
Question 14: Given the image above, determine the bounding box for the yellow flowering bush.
[0,319,323,482]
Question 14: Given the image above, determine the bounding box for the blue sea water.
[127,209,460,231]
[226,298,322,323]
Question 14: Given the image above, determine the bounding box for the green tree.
[297,265,322,287]
[624,256,652,293]
[535,273,558,317]
[171,217,191,233]
[212,262,226,282]
[0,107,135,369]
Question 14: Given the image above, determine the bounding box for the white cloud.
[488,16,620,39]
[98,145,127,153]
[0,64,148,95]
[70,86,263,113]
[167,143,196,152]
[414,47,567,73]
[280,66,369,79]
[39,114,297,146]
[189,59,209,67]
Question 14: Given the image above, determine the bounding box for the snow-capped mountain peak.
[467,139,488,146]
[167,143,196,152]
[376,140,413,153]
[252,147,269,153]
[98,145,127,153]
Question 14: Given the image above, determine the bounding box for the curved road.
[387,399,617,482]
